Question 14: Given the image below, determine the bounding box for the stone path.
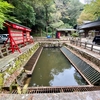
[0,91,100,100]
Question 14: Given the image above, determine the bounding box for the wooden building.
[56,28,77,38]
[78,20,100,37]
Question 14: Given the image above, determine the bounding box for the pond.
[29,48,87,87]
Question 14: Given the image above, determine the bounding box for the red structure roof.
[4,21,33,53]
[4,20,31,31]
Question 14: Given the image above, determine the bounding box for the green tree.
[85,0,100,19]
[66,0,83,26]
[0,0,14,29]
[5,0,35,28]
[55,0,83,27]
[32,0,61,34]
[77,10,95,24]
[77,0,100,24]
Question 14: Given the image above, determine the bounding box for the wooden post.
[41,29,42,37]
[84,42,87,49]
[0,48,3,58]
[76,40,78,46]
[5,44,9,55]
[80,41,81,47]
[46,26,48,37]
[52,28,54,38]
[91,44,93,51]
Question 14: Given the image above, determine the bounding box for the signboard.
[4,21,32,53]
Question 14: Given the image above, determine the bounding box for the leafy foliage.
[71,32,79,37]
[32,0,61,33]
[66,0,83,26]
[59,23,72,28]
[8,0,35,28]
[77,10,95,24]
[1,0,83,33]
[77,0,100,24]
[85,0,100,19]
[50,20,64,28]
[0,0,14,29]
[54,0,83,28]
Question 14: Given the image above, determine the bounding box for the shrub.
[71,32,79,37]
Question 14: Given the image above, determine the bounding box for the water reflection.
[74,70,88,85]
[29,48,87,87]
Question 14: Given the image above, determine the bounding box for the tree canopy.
[0,0,84,33]
[0,0,14,29]
[66,0,83,26]
[77,0,100,25]
[6,0,35,28]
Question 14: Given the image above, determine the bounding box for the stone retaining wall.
[65,44,100,69]
[0,43,39,90]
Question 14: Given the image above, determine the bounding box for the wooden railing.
[70,40,100,54]
[0,44,12,58]
[0,44,25,58]
[0,41,34,58]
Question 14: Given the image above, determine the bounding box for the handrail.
[0,44,12,58]
[0,41,33,58]
[70,39,100,54]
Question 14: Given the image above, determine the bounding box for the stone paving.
[0,91,100,100]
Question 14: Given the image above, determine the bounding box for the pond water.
[29,48,87,87]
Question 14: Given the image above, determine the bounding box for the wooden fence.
[70,40,100,54]
[0,40,34,58]
[0,44,12,58]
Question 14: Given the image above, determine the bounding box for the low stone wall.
[0,42,39,89]
[34,37,69,42]
[39,42,63,47]
[65,44,100,69]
